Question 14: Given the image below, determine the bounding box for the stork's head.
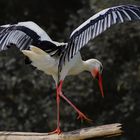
[85,59,104,97]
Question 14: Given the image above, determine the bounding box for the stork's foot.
[77,112,92,122]
[48,128,62,135]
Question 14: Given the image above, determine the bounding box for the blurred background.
[0,0,140,140]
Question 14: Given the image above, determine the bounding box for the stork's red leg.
[60,91,92,122]
[49,80,92,135]
[48,82,62,135]
[59,81,92,122]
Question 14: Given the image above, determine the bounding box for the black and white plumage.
[0,5,140,134]
[60,5,140,68]
[0,22,67,57]
[0,5,139,77]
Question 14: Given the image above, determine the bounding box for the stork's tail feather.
[21,50,40,61]
[22,50,32,57]
[30,45,47,55]
[22,45,49,60]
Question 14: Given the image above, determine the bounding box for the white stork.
[0,5,140,134]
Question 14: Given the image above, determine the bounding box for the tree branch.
[0,123,123,140]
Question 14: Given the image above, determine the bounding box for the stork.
[0,5,140,134]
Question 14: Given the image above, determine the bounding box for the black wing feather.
[59,5,140,72]
[0,22,62,56]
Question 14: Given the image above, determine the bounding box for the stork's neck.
[67,59,91,76]
[83,60,92,72]
[83,59,101,72]
[69,59,98,75]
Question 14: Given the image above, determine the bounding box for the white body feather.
[22,46,87,83]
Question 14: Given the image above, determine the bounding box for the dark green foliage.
[0,0,140,140]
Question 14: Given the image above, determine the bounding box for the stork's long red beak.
[98,72,104,98]
[91,69,104,98]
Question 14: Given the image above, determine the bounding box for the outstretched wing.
[0,21,64,56]
[59,5,140,71]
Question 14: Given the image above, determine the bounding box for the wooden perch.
[0,123,123,140]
